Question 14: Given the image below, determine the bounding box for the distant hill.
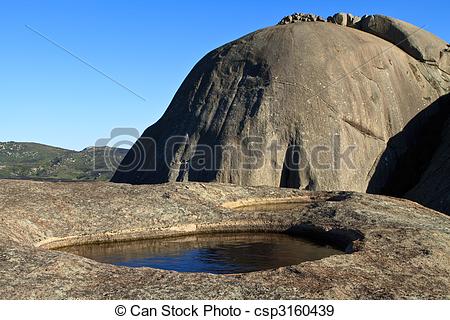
[0,142,128,181]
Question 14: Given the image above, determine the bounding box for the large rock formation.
[112,14,449,201]
[283,13,449,67]
[405,112,450,213]
[367,93,450,214]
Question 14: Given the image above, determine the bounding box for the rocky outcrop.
[112,15,449,195]
[327,13,361,27]
[439,44,450,74]
[405,122,450,214]
[367,93,450,214]
[278,13,325,24]
[357,15,448,64]
[0,179,449,299]
[404,95,450,214]
[280,13,449,68]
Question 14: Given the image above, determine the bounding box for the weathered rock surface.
[112,16,449,195]
[404,97,450,214]
[330,13,348,26]
[357,15,448,64]
[367,93,450,215]
[405,124,450,214]
[0,179,449,299]
[281,13,449,69]
[439,44,450,74]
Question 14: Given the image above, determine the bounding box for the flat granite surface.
[0,179,449,299]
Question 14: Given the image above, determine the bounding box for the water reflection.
[60,233,342,274]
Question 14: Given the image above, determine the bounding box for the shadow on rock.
[367,93,450,214]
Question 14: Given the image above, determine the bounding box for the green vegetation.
[0,142,127,181]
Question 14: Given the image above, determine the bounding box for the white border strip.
[0,300,448,320]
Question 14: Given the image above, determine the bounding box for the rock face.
[358,15,448,64]
[367,93,450,214]
[0,179,449,299]
[405,124,450,213]
[282,13,449,73]
[403,94,450,213]
[330,13,348,26]
[112,14,449,199]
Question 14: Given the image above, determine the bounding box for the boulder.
[112,18,449,193]
[278,13,324,25]
[404,95,450,214]
[367,93,450,215]
[332,13,348,26]
[357,15,448,63]
[439,45,450,74]
[327,13,361,27]
[347,14,361,27]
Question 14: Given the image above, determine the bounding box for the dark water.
[60,233,342,274]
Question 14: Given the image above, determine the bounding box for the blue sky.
[1,0,449,150]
